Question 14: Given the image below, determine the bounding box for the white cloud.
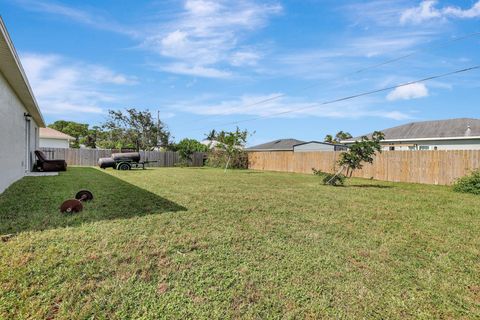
[379,111,412,120]
[142,0,282,77]
[14,0,138,36]
[230,51,261,67]
[350,34,431,57]
[271,31,434,81]
[173,93,412,120]
[20,53,136,115]
[443,1,480,18]
[184,0,222,16]
[159,63,231,78]
[386,83,429,101]
[400,0,480,24]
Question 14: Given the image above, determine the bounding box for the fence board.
[39,148,206,168]
[248,150,480,185]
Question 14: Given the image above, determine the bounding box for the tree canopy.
[207,127,249,171]
[175,138,208,163]
[48,120,89,148]
[101,109,172,151]
[324,131,352,144]
[338,131,385,176]
[47,109,173,150]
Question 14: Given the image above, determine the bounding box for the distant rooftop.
[246,138,305,151]
[39,128,74,140]
[343,118,480,142]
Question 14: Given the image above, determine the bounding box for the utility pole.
[157,110,161,150]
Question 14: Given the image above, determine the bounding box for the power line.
[180,31,480,124]
[190,65,480,132]
[235,31,480,109]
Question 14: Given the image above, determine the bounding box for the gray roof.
[246,138,305,151]
[344,118,480,142]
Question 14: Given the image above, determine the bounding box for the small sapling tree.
[208,127,249,172]
[318,131,384,185]
[338,131,384,177]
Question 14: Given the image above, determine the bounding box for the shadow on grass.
[0,167,187,235]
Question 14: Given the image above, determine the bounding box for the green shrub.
[175,139,208,164]
[312,168,346,186]
[453,170,480,195]
[207,150,248,169]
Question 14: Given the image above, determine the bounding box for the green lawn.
[0,167,479,319]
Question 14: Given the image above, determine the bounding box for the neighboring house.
[202,139,244,150]
[201,139,220,149]
[293,141,347,152]
[342,118,480,151]
[246,139,305,152]
[39,127,74,148]
[0,17,45,193]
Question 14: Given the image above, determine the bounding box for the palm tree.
[334,131,352,143]
[205,129,217,141]
[324,134,334,143]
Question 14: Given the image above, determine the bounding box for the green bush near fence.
[206,150,248,169]
[453,169,480,195]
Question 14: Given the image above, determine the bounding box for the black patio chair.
[34,150,67,172]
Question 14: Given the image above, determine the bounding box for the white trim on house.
[341,135,480,144]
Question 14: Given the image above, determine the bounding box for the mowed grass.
[0,167,479,319]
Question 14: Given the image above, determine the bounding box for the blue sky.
[2,0,479,145]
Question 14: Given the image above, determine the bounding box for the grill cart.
[98,152,157,170]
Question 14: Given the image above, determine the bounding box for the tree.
[48,120,89,148]
[80,125,102,149]
[337,131,385,177]
[102,108,172,151]
[324,131,352,144]
[324,134,334,144]
[335,131,352,142]
[205,129,217,141]
[208,127,249,172]
[317,131,384,186]
[176,138,208,163]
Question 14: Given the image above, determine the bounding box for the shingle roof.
[246,138,306,151]
[344,118,480,142]
[39,128,74,140]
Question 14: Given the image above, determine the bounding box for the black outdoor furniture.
[34,150,67,172]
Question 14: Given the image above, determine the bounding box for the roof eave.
[0,16,45,127]
[245,149,293,152]
[341,135,480,143]
[40,136,74,141]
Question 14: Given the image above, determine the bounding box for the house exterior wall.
[39,138,69,148]
[294,142,336,152]
[0,71,39,193]
[381,139,480,151]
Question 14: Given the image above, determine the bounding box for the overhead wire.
[173,31,480,131]
[189,65,480,132]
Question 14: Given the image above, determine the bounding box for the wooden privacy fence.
[248,150,480,185]
[40,148,206,167]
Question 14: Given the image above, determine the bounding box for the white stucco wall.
[39,138,69,148]
[0,71,39,193]
[381,139,480,151]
